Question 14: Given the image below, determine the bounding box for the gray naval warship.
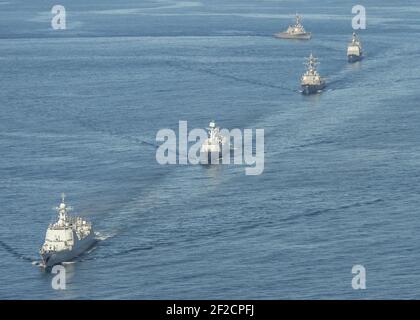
[301,53,326,94]
[274,14,311,40]
[200,120,227,164]
[347,32,363,62]
[40,194,96,267]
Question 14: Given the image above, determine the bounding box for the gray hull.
[348,54,363,63]
[274,32,311,40]
[41,235,96,267]
[301,83,326,95]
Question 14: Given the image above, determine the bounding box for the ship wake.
[0,239,38,263]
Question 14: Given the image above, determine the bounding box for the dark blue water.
[1,0,420,299]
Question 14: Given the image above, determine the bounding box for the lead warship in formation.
[347,32,363,62]
[40,194,95,267]
[200,120,227,164]
[274,14,311,40]
[300,53,326,95]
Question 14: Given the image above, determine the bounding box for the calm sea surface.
[1,0,420,299]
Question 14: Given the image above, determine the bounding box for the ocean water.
[1,0,420,299]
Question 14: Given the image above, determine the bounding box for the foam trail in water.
[95,231,117,241]
[0,239,37,263]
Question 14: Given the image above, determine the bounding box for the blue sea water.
[1,0,420,299]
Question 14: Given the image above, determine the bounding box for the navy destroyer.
[347,32,363,62]
[200,120,227,164]
[274,14,311,40]
[300,53,326,94]
[40,194,96,267]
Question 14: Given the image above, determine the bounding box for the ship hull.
[40,233,96,267]
[274,32,311,40]
[347,54,363,63]
[301,83,326,95]
[200,141,227,165]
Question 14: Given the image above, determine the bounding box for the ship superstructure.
[300,53,326,94]
[200,121,227,164]
[347,32,363,62]
[40,194,95,267]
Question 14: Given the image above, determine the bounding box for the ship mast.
[305,53,319,75]
[295,14,301,26]
[207,121,216,139]
[207,121,222,144]
[55,193,72,225]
